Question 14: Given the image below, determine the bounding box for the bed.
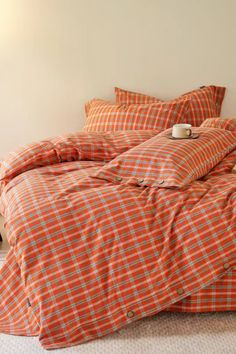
[0,126,236,350]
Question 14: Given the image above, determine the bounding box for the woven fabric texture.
[83,98,190,132]
[0,131,235,350]
[115,86,226,127]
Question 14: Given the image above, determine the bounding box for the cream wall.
[0,0,236,156]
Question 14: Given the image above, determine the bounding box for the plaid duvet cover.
[0,131,236,349]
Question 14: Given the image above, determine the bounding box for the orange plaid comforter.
[0,131,236,350]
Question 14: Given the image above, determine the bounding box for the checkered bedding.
[0,131,236,350]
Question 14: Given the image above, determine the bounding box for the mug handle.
[186,128,192,137]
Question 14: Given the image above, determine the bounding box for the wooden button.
[223,263,230,270]
[177,288,184,295]
[127,310,135,318]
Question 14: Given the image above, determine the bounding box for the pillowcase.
[114,87,162,105]
[115,86,226,127]
[203,150,236,178]
[201,118,236,132]
[91,127,236,189]
[83,98,190,132]
[200,118,236,177]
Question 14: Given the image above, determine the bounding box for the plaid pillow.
[201,118,236,132]
[115,87,162,105]
[115,86,226,127]
[92,127,236,188]
[83,98,190,132]
[203,150,236,178]
[200,118,236,177]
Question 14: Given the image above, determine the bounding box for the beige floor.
[1,311,236,354]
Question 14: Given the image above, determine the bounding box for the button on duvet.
[115,176,123,182]
[127,310,135,318]
[177,288,184,295]
[223,263,230,270]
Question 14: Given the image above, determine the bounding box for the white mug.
[172,124,192,138]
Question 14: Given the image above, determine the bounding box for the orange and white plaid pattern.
[200,118,236,178]
[201,117,236,132]
[92,127,236,188]
[83,98,190,132]
[166,267,236,312]
[202,149,236,178]
[115,86,226,127]
[114,87,162,105]
[0,131,236,349]
[0,130,158,193]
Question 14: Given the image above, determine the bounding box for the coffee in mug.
[172,124,192,138]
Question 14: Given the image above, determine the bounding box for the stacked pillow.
[83,98,190,132]
[84,85,226,132]
[114,87,163,105]
[115,86,226,127]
